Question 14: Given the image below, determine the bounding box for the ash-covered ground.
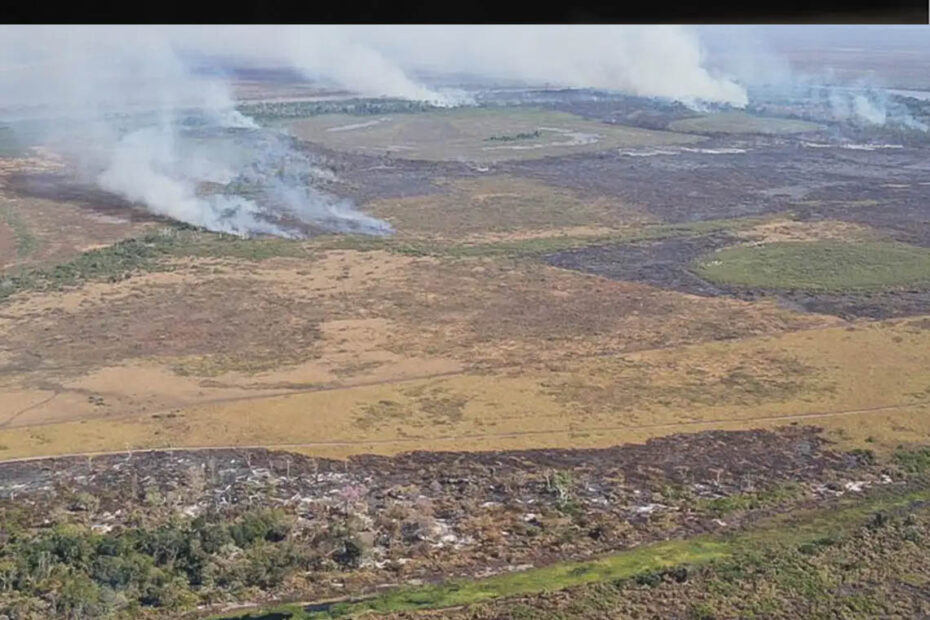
[0,428,893,608]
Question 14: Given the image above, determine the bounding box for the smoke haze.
[699,25,930,130]
[0,26,926,237]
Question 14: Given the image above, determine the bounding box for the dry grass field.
[288,107,703,162]
[366,175,654,240]
[668,111,823,134]
[2,112,929,468]
[0,253,930,457]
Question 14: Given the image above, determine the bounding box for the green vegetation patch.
[419,504,930,619]
[237,98,439,123]
[894,447,930,474]
[485,130,542,142]
[668,111,823,135]
[697,483,806,516]
[0,234,170,301]
[0,227,308,302]
[694,240,930,292]
[0,507,302,618]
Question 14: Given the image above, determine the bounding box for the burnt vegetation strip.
[485,130,542,142]
[0,427,915,619]
[367,493,930,620]
[223,486,930,620]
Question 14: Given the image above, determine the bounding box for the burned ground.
[500,139,930,241]
[4,172,165,226]
[544,233,737,297]
[0,427,896,617]
[0,427,861,510]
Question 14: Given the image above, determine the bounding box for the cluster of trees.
[485,130,541,142]
[0,507,362,619]
[236,98,438,122]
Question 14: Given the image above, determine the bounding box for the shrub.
[229,509,292,548]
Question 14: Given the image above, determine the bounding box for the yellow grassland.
[3,317,930,460]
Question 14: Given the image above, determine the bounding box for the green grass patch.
[0,234,170,300]
[287,107,701,163]
[0,206,38,259]
[220,538,730,620]
[894,447,930,474]
[697,482,806,517]
[237,98,440,123]
[694,240,930,292]
[219,485,930,619]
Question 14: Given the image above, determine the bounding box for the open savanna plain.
[5,97,930,618]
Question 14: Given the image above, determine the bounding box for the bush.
[55,572,103,619]
[229,509,292,548]
[894,447,930,474]
[243,543,300,589]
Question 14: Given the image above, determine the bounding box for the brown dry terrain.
[366,176,653,240]
[2,132,930,461]
[4,90,930,618]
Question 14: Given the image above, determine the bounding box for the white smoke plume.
[0,26,749,237]
[167,25,748,107]
[699,26,930,131]
[0,26,395,237]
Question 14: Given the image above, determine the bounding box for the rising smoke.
[0,26,750,237]
[0,26,399,237]
[3,26,922,238]
[699,26,930,131]
[164,26,749,107]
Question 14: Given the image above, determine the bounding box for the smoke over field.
[0,27,398,237]
[93,121,392,237]
[1,26,927,238]
[0,26,754,237]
